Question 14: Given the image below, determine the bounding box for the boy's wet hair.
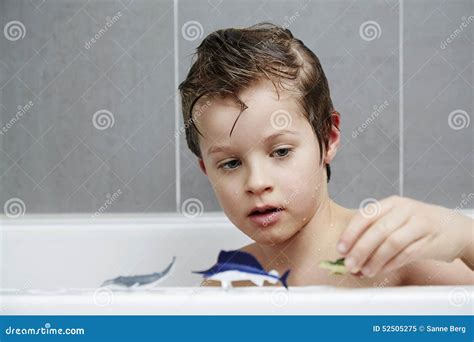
[178,22,336,182]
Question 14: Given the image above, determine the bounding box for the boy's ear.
[198,159,207,175]
[324,111,341,164]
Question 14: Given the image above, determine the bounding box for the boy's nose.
[245,166,273,195]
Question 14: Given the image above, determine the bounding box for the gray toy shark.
[101,256,176,289]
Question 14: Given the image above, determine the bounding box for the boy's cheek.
[213,190,245,221]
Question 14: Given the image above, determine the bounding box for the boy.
[178,23,473,287]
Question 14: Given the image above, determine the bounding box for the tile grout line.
[399,0,404,197]
[174,0,181,213]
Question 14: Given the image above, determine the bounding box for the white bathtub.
[1,212,473,315]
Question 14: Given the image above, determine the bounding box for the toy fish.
[319,258,347,275]
[193,250,290,289]
[101,256,176,289]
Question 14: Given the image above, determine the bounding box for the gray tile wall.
[0,0,472,214]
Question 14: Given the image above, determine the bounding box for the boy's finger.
[361,220,425,277]
[337,196,399,256]
[343,206,410,273]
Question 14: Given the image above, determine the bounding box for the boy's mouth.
[248,205,283,216]
[248,205,285,227]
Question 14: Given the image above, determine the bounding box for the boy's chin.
[248,228,297,246]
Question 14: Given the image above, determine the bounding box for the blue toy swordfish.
[193,250,290,289]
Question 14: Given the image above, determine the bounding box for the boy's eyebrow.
[207,129,299,156]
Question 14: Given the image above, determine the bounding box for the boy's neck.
[257,198,353,269]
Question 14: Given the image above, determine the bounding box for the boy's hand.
[336,196,472,277]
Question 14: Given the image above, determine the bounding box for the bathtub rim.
[0,209,472,231]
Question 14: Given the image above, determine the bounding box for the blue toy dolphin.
[101,256,176,289]
[193,250,290,289]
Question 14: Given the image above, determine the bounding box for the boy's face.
[195,79,338,246]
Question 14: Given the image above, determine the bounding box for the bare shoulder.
[400,259,474,286]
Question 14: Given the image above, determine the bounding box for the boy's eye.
[220,159,241,170]
[218,148,293,171]
[271,147,292,158]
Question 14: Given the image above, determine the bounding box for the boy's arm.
[455,214,474,270]
[461,248,474,270]
[400,259,473,285]
[337,196,474,278]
